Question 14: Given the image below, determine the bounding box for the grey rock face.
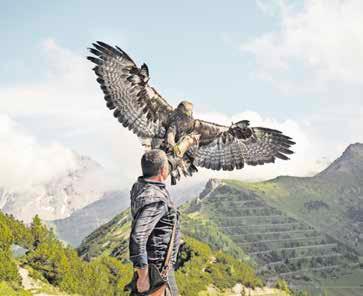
[0,152,112,223]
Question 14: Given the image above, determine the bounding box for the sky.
[1,0,363,191]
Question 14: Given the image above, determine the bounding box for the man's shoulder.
[134,184,168,204]
[130,178,173,215]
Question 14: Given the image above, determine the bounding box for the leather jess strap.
[160,210,177,279]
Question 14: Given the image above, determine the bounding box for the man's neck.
[143,175,164,183]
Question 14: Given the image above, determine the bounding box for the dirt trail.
[202,283,289,295]
[18,265,74,296]
[230,283,289,296]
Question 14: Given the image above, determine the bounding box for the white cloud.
[243,0,363,91]
[0,114,77,190]
[0,37,351,198]
[194,110,328,181]
[0,40,97,116]
[0,38,144,189]
[236,0,363,173]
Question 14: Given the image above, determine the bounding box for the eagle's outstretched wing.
[192,119,295,171]
[87,41,173,138]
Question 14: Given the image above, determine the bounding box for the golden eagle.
[87,41,296,184]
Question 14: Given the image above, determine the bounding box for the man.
[129,149,180,295]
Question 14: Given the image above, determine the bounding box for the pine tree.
[30,215,48,248]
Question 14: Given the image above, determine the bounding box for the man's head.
[177,100,193,117]
[141,149,169,182]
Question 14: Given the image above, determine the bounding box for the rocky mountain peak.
[342,142,363,158]
[1,151,111,224]
[72,151,102,172]
[198,178,222,200]
[315,142,363,179]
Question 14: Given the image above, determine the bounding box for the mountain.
[1,210,283,296]
[45,190,129,247]
[316,142,363,180]
[46,180,205,247]
[236,142,363,256]
[0,152,113,223]
[186,179,359,290]
[169,180,206,205]
[77,192,250,264]
[77,143,363,295]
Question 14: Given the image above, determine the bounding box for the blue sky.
[1,0,363,190]
[1,0,306,118]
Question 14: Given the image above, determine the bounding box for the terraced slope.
[77,143,363,295]
[77,205,249,263]
[185,181,358,284]
[226,143,363,256]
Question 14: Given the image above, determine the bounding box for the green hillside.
[77,193,316,295]
[77,209,268,295]
[184,179,360,294]
[225,143,363,256]
[2,210,294,296]
[172,143,363,295]
[4,144,362,295]
[77,207,250,263]
[0,211,133,296]
[79,143,363,295]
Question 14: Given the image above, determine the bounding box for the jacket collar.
[137,176,166,188]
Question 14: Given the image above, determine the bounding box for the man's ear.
[160,166,166,178]
[161,163,169,180]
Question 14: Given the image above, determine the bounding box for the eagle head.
[177,100,193,117]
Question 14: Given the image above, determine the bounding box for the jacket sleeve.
[129,201,167,268]
[171,210,181,267]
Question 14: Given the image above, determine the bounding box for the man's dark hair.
[141,149,167,178]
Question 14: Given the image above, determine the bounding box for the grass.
[223,179,290,201]
[223,176,362,259]
[186,177,362,296]
[320,268,363,296]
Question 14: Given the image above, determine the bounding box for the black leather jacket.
[129,176,180,270]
